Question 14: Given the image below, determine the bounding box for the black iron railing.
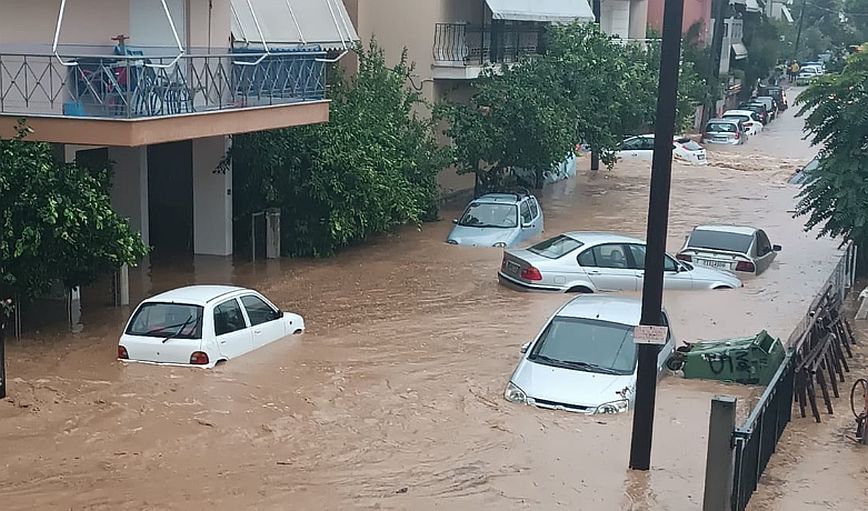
[432,22,545,66]
[0,49,326,119]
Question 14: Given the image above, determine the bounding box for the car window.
[627,244,646,270]
[664,255,679,272]
[706,122,737,133]
[214,299,247,336]
[458,202,517,228]
[528,198,540,219]
[590,244,629,269]
[676,138,703,151]
[639,137,655,150]
[528,317,637,375]
[756,230,773,256]
[577,248,596,267]
[126,302,204,339]
[529,235,584,259]
[520,201,533,225]
[240,295,280,326]
[687,229,753,254]
[620,137,642,150]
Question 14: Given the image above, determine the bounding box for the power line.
[802,1,868,17]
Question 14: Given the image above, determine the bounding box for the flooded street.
[0,89,855,510]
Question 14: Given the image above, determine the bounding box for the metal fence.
[432,22,545,66]
[727,242,857,511]
[0,50,326,119]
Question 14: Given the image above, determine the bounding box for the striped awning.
[484,0,595,23]
[230,0,359,50]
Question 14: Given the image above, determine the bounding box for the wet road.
[0,88,852,510]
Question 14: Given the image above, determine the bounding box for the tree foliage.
[231,41,449,257]
[0,123,148,300]
[437,23,707,192]
[794,46,868,247]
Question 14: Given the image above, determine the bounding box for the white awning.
[745,0,762,12]
[781,5,794,23]
[484,0,595,23]
[732,42,749,60]
[230,0,359,50]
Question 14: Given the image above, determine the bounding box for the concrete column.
[192,136,233,256]
[629,0,648,41]
[68,286,83,333]
[108,146,150,247]
[702,395,737,511]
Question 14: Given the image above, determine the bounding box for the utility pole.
[628,0,684,471]
[591,0,602,172]
[793,0,808,59]
[705,0,727,125]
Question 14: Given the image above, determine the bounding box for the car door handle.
[587,270,601,275]
[219,340,227,344]
[253,329,262,334]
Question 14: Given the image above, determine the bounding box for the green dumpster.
[675,330,785,385]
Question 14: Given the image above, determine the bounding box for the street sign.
[634,325,669,345]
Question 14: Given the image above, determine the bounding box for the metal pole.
[591,0,602,172]
[628,0,684,471]
[706,0,726,125]
[793,0,808,60]
[702,396,737,511]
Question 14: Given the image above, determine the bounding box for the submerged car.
[722,110,764,136]
[497,232,742,292]
[504,295,675,414]
[615,134,708,165]
[447,191,544,248]
[118,285,305,368]
[677,225,781,275]
[702,118,746,145]
[788,154,820,185]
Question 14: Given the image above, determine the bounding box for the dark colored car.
[739,103,770,125]
[759,86,788,111]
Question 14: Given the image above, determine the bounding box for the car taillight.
[734,130,740,139]
[521,266,543,281]
[190,351,210,365]
[676,253,692,262]
[735,261,756,273]
[118,345,129,359]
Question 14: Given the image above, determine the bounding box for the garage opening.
[148,141,193,259]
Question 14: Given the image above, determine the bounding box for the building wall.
[647,0,713,40]
[602,0,632,39]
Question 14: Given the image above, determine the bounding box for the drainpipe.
[706,0,727,125]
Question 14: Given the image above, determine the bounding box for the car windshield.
[528,317,637,375]
[723,115,750,124]
[528,235,584,259]
[126,302,204,339]
[676,138,703,151]
[458,202,518,228]
[706,122,737,133]
[687,229,753,254]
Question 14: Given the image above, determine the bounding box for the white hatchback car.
[118,285,305,368]
[615,134,708,165]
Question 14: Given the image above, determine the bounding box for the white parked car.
[722,110,764,136]
[118,285,305,368]
[615,134,708,165]
[677,225,781,276]
[504,295,675,414]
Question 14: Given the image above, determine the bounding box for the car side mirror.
[520,342,531,354]
[452,218,458,224]
[773,244,782,252]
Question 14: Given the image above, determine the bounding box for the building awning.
[484,0,595,23]
[732,42,749,60]
[781,5,794,23]
[230,0,359,50]
[745,0,762,12]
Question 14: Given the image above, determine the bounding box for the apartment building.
[0,0,357,259]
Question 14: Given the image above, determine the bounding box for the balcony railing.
[0,48,326,120]
[433,22,545,66]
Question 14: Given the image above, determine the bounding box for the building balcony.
[0,47,330,146]
[431,22,546,80]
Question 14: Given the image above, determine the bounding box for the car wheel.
[666,353,685,371]
[567,286,593,294]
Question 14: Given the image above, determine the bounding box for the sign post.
[628,0,685,471]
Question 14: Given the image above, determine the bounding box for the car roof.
[557,295,643,326]
[628,134,690,141]
[707,118,739,124]
[723,110,754,116]
[474,193,528,204]
[144,285,248,305]
[562,231,643,244]
[693,225,758,236]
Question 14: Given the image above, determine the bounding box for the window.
[458,202,518,228]
[528,317,637,375]
[664,255,679,272]
[756,231,773,257]
[528,198,540,219]
[627,244,647,269]
[620,137,643,151]
[706,122,738,133]
[638,137,656,150]
[590,244,629,269]
[520,201,533,225]
[241,295,280,326]
[529,235,583,259]
[676,138,703,151]
[126,303,203,339]
[577,248,596,267]
[687,229,754,254]
[214,299,247,336]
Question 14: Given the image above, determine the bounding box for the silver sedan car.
[497,232,742,292]
[676,225,781,275]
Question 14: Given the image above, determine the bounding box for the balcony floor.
[0,100,329,146]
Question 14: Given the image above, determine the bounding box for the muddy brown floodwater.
[0,88,856,510]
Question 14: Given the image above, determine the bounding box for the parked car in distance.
[677,225,781,275]
[702,118,746,145]
[796,69,820,85]
[759,85,787,111]
[447,191,544,248]
[503,295,675,414]
[722,110,764,136]
[615,134,707,165]
[754,96,778,119]
[788,154,820,185]
[118,285,305,368]
[497,231,742,292]
[740,102,770,125]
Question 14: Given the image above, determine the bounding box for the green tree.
[0,123,148,300]
[231,41,449,257]
[794,46,868,260]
